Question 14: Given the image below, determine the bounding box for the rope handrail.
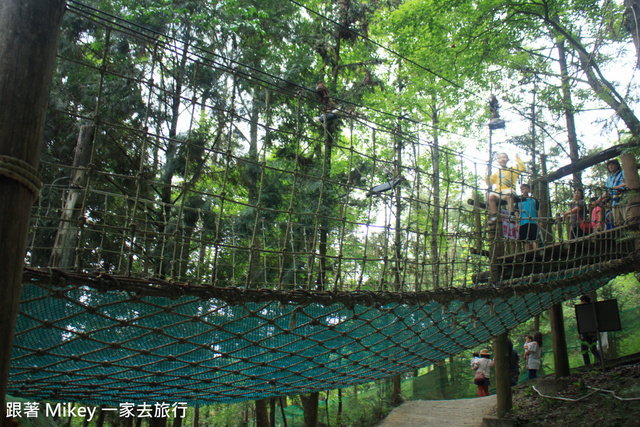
[21,251,640,306]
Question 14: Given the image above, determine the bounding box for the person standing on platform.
[515,183,539,251]
[563,188,587,239]
[486,152,525,222]
[599,159,625,227]
[589,197,605,233]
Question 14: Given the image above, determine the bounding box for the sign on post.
[575,299,622,334]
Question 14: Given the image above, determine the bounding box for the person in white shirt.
[472,348,494,397]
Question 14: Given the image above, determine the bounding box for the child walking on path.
[472,348,494,397]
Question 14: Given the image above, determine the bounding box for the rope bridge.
[8,2,640,405]
[11,258,636,405]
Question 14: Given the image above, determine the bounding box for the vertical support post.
[538,159,553,247]
[0,0,67,412]
[556,214,563,242]
[549,303,570,377]
[620,152,640,224]
[473,192,483,262]
[493,332,512,417]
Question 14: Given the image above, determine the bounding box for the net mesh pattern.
[10,257,635,405]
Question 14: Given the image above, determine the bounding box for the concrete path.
[377,395,497,427]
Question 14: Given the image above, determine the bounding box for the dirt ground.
[377,395,497,427]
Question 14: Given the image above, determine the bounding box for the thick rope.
[0,155,42,197]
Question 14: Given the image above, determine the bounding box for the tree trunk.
[430,102,441,289]
[556,38,582,188]
[192,405,199,427]
[148,417,167,427]
[392,374,402,405]
[279,397,288,427]
[95,406,106,427]
[0,0,66,413]
[269,398,276,427]
[300,392,319,427]
[549,303,571,377]
[316,121,335,290]
[255,399,269,427]
[50,125,95,268]
[545,16,640,137]
[624,0,640,68]
[247,91,262,288]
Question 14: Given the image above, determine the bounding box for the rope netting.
[10,257,638,405]
[10,1,640,404]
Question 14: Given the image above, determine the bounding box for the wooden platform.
[474,224,639,283]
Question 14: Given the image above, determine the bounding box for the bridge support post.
[620,153,640,224]
[549,303,571,377]
[0,0,66,414]
[493,332,512,417]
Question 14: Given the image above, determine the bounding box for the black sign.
[575,299,622,334]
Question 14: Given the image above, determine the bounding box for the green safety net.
[8,258,635,405]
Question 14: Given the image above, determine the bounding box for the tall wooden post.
[493,332,512,417]
[0,0,67,413]
[538,156,553,245]
[549,303,570,377]
[620,153,640,224]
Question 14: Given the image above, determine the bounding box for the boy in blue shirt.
[598,159,625,227]
[515,183,539,251]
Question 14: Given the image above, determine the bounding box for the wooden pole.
[620,153,640,224]
[535,142,638,184]
[549,303,571,377]
[0,0,67,413]
[538,156,554,245]
[493,332,512,417]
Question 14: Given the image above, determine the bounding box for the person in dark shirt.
[507,339,520,386]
